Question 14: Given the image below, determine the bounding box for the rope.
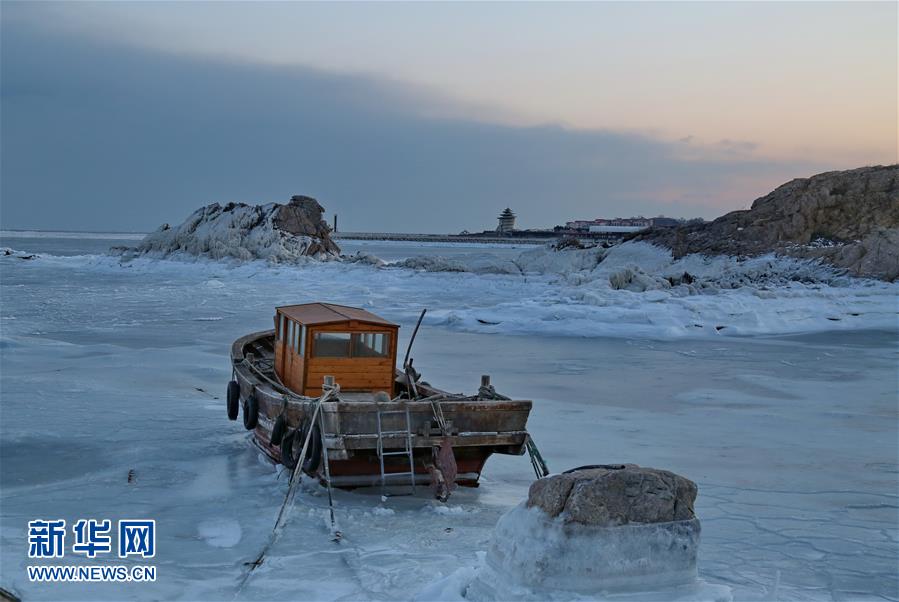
[429,398,448,433]
[235,385,339,597]
[477,384,510,401]
[525,435,550,478]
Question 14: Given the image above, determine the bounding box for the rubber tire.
[301,424,322,475]
[242,395,258,430]
[226,381,240,421]
[280,424,322,475]
[271,415,287,446]
[280,429,298,469]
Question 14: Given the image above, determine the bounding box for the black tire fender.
[242,394,258,430]
[302,424,322,475]
[271,414,287,446]
[226,381,240,421]
[279,424,322,475]
[280,429,297,469]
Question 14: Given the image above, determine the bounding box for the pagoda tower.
[496,208,516,232]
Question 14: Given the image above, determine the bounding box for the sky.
[1,1,896,233]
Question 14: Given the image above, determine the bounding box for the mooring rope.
[234,384,339,598]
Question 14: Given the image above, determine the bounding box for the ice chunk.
[473,503,702,594]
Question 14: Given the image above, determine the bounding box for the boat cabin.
[273,303,399,397]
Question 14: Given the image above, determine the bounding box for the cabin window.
[313,332,352,357]
[298,325,307,356]
[353,332,390,357]
[311,331,391,358]
[287,320,294,352]
[277,314,285,340]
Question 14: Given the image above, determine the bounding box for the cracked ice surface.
[0,235,896,601]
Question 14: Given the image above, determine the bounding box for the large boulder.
[633,165,899,280]
[527,464,698,526]
[273,195,340,255]
[465,465,720,598]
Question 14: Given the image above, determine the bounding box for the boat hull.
[231,330,532,488]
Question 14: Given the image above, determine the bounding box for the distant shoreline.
[0,229,147,239]
[333,232,549,245]
[0,229,550,246]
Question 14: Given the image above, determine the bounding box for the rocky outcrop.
[121,195,340,262]
[468,464,707,597]
[527,464,697,526]
[273,195,340,256]
[634,165,899,280]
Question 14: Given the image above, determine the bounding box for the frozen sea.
[0,232,897,601]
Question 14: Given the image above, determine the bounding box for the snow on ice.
[0,233,896,601]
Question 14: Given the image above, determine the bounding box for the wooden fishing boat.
[227,303,538,499]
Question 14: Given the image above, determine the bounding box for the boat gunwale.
[231,330,534,411]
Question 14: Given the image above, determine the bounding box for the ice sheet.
[0,237,896,601]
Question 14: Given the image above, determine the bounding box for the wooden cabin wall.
[274,313,306,393]
[286,320,305,393]
[274,313,285,383]
[302,322,398,397]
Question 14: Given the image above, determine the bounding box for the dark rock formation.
[633,165,899,280]
[528,464,698,526]
[273,195,341,256]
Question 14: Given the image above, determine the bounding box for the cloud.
[0,11,825,232]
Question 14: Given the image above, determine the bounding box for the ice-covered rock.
[608,267,672,292]
[473,505,702,595]
[1,247,38,260]
[393,254,522,275]
[465,465,718,599]
[514,244,606,276]
[343,252,387,267]
[392,238,857,292]
[119,195,340,262]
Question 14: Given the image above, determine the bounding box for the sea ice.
[0,234,895,601]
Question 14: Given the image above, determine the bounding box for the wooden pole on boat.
[403,308,427,369]
[403,309,426,399]
[319,376,339,539]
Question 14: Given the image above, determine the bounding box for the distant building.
[564,216,681,232]
[648,216,681,227]
[588,224,646,234]
[565,219,605,231]
[496,208,517,232]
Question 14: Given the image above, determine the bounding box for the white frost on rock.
[393,254,522,275]
[513,245,607,276]
[122,201,338,263]
[396,241,855,289]
[1,247,39,260]
[476,503,702,593]
[418,502,732,602]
